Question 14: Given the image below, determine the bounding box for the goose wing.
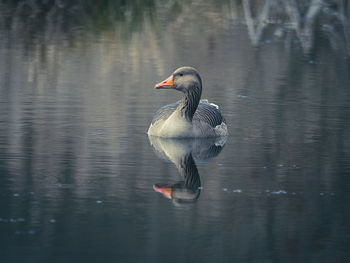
[151,102,180,125]
[193,100,226,128]
[151,100,225,128]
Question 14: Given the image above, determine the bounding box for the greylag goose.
[148,67,228,138]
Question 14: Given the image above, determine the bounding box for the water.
[1,1,350,262]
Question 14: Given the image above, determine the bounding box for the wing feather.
[151,102,179,125]
[151,100,225,128]
[193,100,225,128]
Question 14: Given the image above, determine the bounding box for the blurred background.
[0,0,349,262]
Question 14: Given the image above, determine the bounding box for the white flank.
[200,99,219,109]
[214,122,228,136]
[209,103,219,109]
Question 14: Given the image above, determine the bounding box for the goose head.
[155,67,202,121]
[155,66,202,95]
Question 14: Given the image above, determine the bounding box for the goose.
[147,67,228,138]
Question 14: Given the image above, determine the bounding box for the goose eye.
[179,73,183,77]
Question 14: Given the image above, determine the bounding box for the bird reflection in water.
[148,136,226,204]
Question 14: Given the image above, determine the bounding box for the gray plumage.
[151,100,225,128]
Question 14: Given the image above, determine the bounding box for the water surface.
[0,1,350,262]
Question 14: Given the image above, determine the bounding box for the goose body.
[148,67,228,138]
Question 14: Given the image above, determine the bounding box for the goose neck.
[178,88,201,122]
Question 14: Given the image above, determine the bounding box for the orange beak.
[154,75,174,89]
[153,184,173,199]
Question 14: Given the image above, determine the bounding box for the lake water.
[1,1,350,262]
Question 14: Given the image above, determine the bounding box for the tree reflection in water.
[1,0,349,55]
